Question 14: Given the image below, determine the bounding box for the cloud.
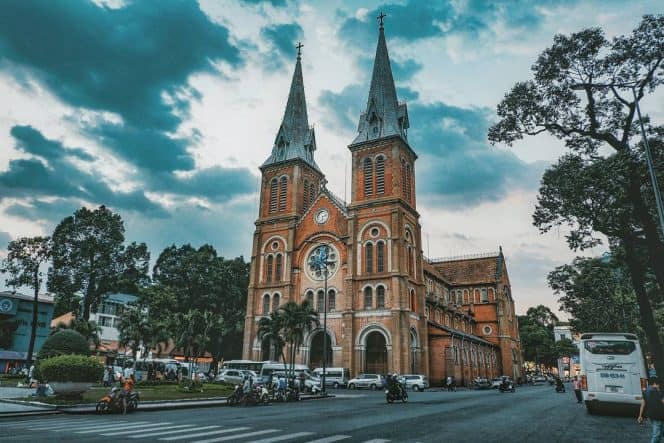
[0,231,10,249]
[318,85,544,208]
[260,23,304,71]
[240,0,288,7]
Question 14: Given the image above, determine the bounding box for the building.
[242,21,522,384]
[0,291,55,371]
[554,323,580,377]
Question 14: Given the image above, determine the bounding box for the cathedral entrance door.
[309,331,332,369]
[365,331,387,374]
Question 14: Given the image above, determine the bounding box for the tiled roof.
[0,291,54,304]
[430,255,500,286]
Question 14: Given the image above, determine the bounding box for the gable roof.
[429,251,503,286]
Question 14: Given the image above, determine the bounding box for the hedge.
[39,355,104,383]
[38,330,89,360]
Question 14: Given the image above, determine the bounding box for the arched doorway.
[261,338,280,362]
[410,328,418,374]
[309,331,332,369]
[365,331,388,374]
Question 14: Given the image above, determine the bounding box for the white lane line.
[6,418,91,425]
[53,421,137,432]
[130,425,218,439]
[248,432,314,443]
[304,436,351,443]
[76,422,167,434]
[362,440,391,443]
[101,424,193,436]
[194,430,279,443]
[160,427,251,441]
[14,418,109,428]
[36,420,133,431]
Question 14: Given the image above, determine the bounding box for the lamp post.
[570,82,664,237]
[310,243,331,396]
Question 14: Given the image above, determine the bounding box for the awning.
[0,350,27,360]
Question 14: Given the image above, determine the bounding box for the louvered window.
[375,156,385,194]
[401,159,407,198]
[328,289,336,311]
[377,241,385,272]
[278,176,287,211]
[269,178,278,213]
[275,254,282,282]
[309,182,316,206]
[407,163,412,202]
[364,287,373,309]
[266,256,274,282]
[363,157,373,197]
[376,286,385,308]
[365,243,374,273]
[303,180,310,209]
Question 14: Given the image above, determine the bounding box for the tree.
[525,305,559,328]
[117,303,152,371]
[278,300,319,376]
[1,236,51,365]
[257,311,288,373]
[48,205,150,320]
[52,318,102,349]
[518,314,555,371]
[489,15,664,378]
[0,315,18,349]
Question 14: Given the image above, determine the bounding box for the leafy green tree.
[257,311,288,373]
[117,303,153,371]
[525,305,559,328]
[1,236,52,365]
[38,329,89,359]
[278,300,319,376]
[51,318,102,350]
[48,205,150,320]
[518,314,555,370]
[489,14,664,378]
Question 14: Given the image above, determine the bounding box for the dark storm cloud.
[5,199,86,225]
[260,23,304,71]
[318,86,544,208]
[152,166,256,203]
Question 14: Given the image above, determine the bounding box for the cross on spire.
[296,42,303,58]
[377,11,386,29]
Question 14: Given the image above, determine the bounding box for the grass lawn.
[14,382,235,405]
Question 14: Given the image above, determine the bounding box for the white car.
[215,369,245,385]
[397,374,429,391]
[348,374,384,390]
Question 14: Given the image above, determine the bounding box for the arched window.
[275,254,283,282]
[365,242,374,273]
[488,288,495,302]
[455,290,462,305]
[401,159,408,198]
[481,288,488,303]
[409,289,416,312]
[303,180,310,209]
[375,155,385,194]
[272,294,280,312]
[376,286,385,309]
[407,245,413,276]
[474,289,480,304]
[278,176,287,211]
[364,287,373,310]
[363,157,373,197]
[328,289,336,311]
[406,163,412,202]
[269,178,278,213]
[266,255,274,282]
[305,290,314,306]
[262,294,270,315]
[317,290,325,312]
[376,241,385,273]
[463,290,469,304]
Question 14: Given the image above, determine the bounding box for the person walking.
[639,377,664,443]
[572,376,582,403]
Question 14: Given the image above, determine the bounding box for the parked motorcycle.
[96,387,140,413]
[498,381,515,393]
[227,384,242,406]
[386,384,408,403]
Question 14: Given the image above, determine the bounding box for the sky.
[0,0,661,316]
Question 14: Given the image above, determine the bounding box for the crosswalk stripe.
[53,421,136,432]
[130,425,219,439]
[160,427,251,441]
[6,418,74,426]
[248,432,314,443]
[304,436,351,443]
[12,418,108,427]
[101,424,193,436]
[76,422,165,434]
[33,420,128,430]
[362,440,391,443]
[194,429,279,443]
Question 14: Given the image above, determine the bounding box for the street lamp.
[570,82,664,237]
[308,242,333,396]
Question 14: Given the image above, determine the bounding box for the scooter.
[498,381,515,393]
[254,384,270,405]
[555,381,566,393]
[386,383,408,403]
[227,384,242,406]
[96,387,140,413]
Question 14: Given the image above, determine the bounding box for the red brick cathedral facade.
[242,22,522,385]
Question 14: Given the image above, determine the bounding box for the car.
[215,369,245,385]
[533,375,547,384]
[271,371,321,392]
[472,377,492,390]
[490,378,503,389]
[312,367,351,389]
[348,374,384,390]
[398,374,429,391]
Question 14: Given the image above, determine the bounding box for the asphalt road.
[0,384,652,443]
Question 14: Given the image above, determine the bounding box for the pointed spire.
[262,42,319,171]
[352,14,409,145]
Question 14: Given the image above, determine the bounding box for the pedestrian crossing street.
[3,417,393,443]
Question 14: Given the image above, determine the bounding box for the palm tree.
[279,300,319,376]
[117,304,152,371]
[257,311,288,373]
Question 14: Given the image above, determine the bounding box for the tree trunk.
[26,269,40,366]
[626,159,664,296]
[83,273,95,321]
[623,235,664,378]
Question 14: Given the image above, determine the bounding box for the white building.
[90,293,137,343]
[553,323,580,377]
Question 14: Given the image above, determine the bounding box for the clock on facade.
[0,299,13,313]
[314,208,329,224]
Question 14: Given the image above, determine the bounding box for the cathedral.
[242,20,523,385]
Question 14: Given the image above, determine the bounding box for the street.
[0,385,651,442]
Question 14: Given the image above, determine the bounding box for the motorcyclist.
[119,374,135,414]
[387,374,403,397]
[555,377,565,392]
[500,376,511,391]
[242,375,251,400]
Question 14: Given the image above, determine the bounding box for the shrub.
[39,355,104,383]
[178,378,203,393]
[38,330,89,360]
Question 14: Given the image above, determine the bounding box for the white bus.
[579,332,647,414]
[222,360,270,373]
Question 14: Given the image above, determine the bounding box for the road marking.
[130,425,219,439]
[7,418,93,425]
[362,440,391,443]
[248,432,314,443]
[24,419,114,430]
[160,427,250,441]
[305,437,351,443]
[101,424,193,436]
[76,422,166,434]
[194,429,279,443]
[53,421,136,432]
